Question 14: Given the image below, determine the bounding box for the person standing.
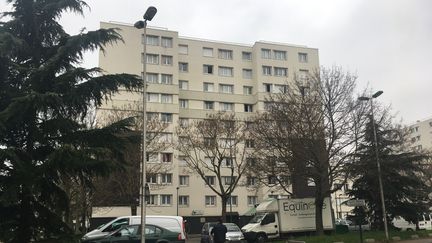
[211,218,227,243]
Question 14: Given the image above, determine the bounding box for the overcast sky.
[2,0,431,124]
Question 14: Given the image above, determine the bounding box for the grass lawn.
[275,230,432,243]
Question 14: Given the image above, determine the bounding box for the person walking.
[211,218,227,243]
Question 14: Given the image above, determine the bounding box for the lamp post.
[135,6,157,243]
[358,90,388,240]
[176,187,179,216]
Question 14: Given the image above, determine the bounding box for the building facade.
[95,22,320,219]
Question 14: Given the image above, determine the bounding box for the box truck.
[241,197,333,242]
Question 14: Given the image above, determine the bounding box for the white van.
[82,215,186,241]
[392,214,432,231]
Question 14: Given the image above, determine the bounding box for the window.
[179,175,189,186]
[147,112,158,121]
[203,82,214,92]
[146,54,159,64]
[218,49,233,59]
[146,152,158,163]
[298,69,309,82]
[148,195,157,205]
[242,69,252,79]
[223,176,236,185]
[274,84,288,93]
[179,62,188,72]
[264,102,274,111]
[274,67,288,77]
[161,113,173,123]
[263,83,272,93]
[227,195,238,206]
[261,49,271,59]
[274,50,287,60]
[242,51,252,61]
[204,101,214,110]
[161,153,173,163]
[179,99,188,108]
[147,174,157,184]
[179,80,188,90]
[161,94,173,103]
[222,157,233,167]
[147,93,159,102]
[161,55,173,65]
[179,118,189,128]
[146,73,158,83]
[205,196,216,206]
[159,133,173,143]
[245,139,254,147]
[262,66,272,75]
[146,35,159,46]
[268,175,277,184]
[203,47,213,57]
[161,37,173,48]
[219,84,234,94]
[218,66,233,77]
[248,196,258,206]
[247,177,256,186]
[161,174,172,184]
[179,44,188,54]
[244,104,253,113]
[160,194,172,205]
[220,102,234,111]
[298,52,308,63]
[243,86,253,95]
[160,74,173,84]
[203,65,214,74]
[246,158,256,166]
[205,176,215,186]
[179,196,189,206]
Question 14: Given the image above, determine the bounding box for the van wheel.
[407,228,414,231]
[256,233,266,243]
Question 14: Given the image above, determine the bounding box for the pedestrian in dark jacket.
[211,218,227,243]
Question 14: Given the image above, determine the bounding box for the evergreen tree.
[0,0,141,242]
[349,116,431,230]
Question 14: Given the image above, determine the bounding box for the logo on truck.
[282,201,326,212]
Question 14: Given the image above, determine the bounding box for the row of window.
[178,44,309,64]
[180,100,254,112]
[146,194,258,207]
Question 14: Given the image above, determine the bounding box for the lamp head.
[372,90,383,98]
[134,20,145,29]
[144,6,157,21]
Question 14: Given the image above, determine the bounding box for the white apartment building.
[408,116,432,152]
[94,22,320,220]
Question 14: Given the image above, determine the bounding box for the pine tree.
[349,116,431,230]
[0,0,142,242]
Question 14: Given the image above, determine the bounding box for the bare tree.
[251,66,367,234]
[92,103,171,215]
[176,112,249,220]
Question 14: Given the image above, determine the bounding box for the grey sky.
[2,0,431,124]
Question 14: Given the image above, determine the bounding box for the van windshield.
[249,213,266,223]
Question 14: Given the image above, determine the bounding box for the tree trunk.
[314,182,325,236]
[131,204,137,216]
[221,196,227,221]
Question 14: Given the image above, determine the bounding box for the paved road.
[399,238,432,243]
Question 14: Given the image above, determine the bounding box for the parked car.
[81,223,184,243]
[82,216,186,242]
[201,222,245,243]
[335,218,370,231]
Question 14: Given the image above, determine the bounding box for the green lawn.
[277,230,432,243]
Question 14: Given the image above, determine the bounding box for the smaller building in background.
[408,116,432,152]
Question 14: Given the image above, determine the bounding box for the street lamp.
[176,187,179,216]
[358,90,388,240]
[135,6,157,243]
